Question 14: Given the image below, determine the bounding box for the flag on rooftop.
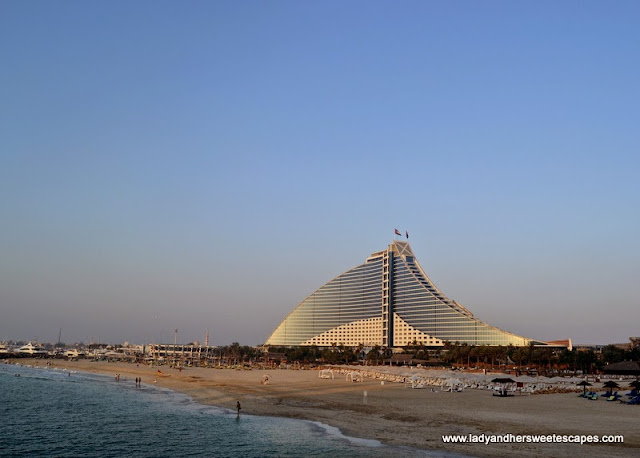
[406,231,409,239]
[394,228,401,236]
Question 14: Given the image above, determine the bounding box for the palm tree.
[355,343,365,364]
[513,348,525,371]
[366,345,381,365]
[526,341,535,366]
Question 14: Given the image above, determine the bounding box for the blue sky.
[1,1,638,345]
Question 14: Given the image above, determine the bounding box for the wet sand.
[16,360,640,457]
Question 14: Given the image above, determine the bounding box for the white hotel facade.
[265,240,569,349]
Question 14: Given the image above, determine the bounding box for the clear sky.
[1,1,638,346]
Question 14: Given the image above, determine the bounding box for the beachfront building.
[147,343,219,365]
[265,240,566,348]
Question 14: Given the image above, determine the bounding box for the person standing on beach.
[236,401,241,416]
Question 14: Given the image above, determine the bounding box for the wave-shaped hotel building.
[266,240,569,348]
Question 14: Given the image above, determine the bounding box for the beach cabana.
[491,378,515,397]
[319,369,334,379]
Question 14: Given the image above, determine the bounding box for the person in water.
[236,401,241,415]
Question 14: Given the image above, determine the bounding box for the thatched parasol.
[576,380,591,396]
[628,380,640,390]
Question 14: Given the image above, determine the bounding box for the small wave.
[306,421,472,457]
[306,421,383,447]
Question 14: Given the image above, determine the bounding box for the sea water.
[0,363,464,457]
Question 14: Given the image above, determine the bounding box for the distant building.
[147,344,217,363]
[265,240,569,348]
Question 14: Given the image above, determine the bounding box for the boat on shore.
[17,342,48,356]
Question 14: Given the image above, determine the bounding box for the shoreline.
[10,359,639,457]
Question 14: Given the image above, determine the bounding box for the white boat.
[64,349,86,359]
[18,342,48,356]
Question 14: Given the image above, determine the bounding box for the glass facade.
[265,241,545,347]
[392,255,533,346]
[265,257,383,346]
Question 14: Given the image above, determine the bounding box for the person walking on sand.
[236,401,241,416]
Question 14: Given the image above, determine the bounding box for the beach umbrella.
[576,380,591,396]
[629,380,640,389]
[444,377,462,392]
[603,381,620,389]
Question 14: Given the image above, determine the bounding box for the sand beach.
[13,359,640,457]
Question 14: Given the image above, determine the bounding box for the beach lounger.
[620,396,640,405]
[493,391,514,397]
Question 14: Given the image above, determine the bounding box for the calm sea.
[0,363,464,457]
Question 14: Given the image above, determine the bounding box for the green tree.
[601,345,625,364]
